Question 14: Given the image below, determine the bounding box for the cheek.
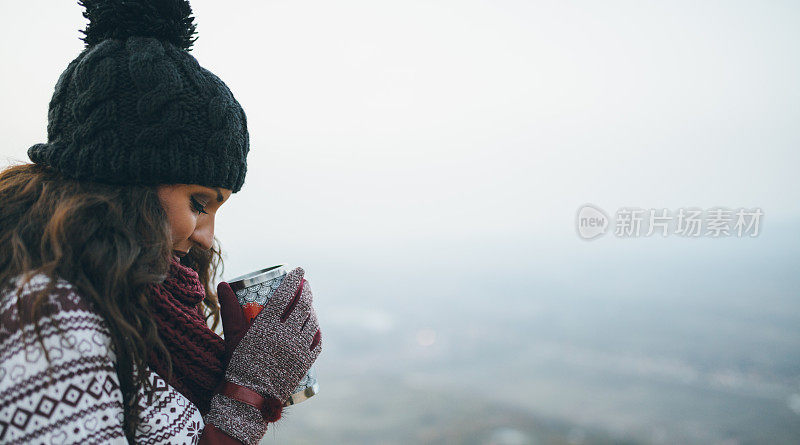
[162,204,196,245]
[170,216,195,242]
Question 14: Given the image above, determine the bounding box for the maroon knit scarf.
[146,257,226,414]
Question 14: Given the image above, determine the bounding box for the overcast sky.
[2,0,798,279]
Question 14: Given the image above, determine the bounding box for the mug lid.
[228,265,286,291]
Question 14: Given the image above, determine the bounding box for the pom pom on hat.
[79,0,198,50]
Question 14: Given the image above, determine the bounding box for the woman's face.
[156,184,233,260]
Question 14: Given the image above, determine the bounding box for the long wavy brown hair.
[0,162,223,442]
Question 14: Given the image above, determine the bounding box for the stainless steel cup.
[228,265,320,406]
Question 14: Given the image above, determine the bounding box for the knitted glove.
[217,278,249,366]
[202,267,322,444]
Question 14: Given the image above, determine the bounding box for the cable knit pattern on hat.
[28,7,249,192]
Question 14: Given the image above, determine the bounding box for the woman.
[0,1,322,444]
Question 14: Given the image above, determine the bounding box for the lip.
[173,250,189,258]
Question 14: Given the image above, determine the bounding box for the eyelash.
[190,197,208,215]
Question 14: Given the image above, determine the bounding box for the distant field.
[261,372,637,445]
[261,233,800,444]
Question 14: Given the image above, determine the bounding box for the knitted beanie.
[27,0,249,192]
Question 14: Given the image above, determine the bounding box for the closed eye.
[190,196,208,214]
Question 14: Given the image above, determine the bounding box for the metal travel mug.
[227,265,320,406]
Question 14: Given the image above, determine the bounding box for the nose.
[190,215,215,251]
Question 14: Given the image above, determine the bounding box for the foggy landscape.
[240,222,800,444]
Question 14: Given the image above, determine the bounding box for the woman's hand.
[217,281,249,364]
[226,267,322,401]
[203,267,323,444]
